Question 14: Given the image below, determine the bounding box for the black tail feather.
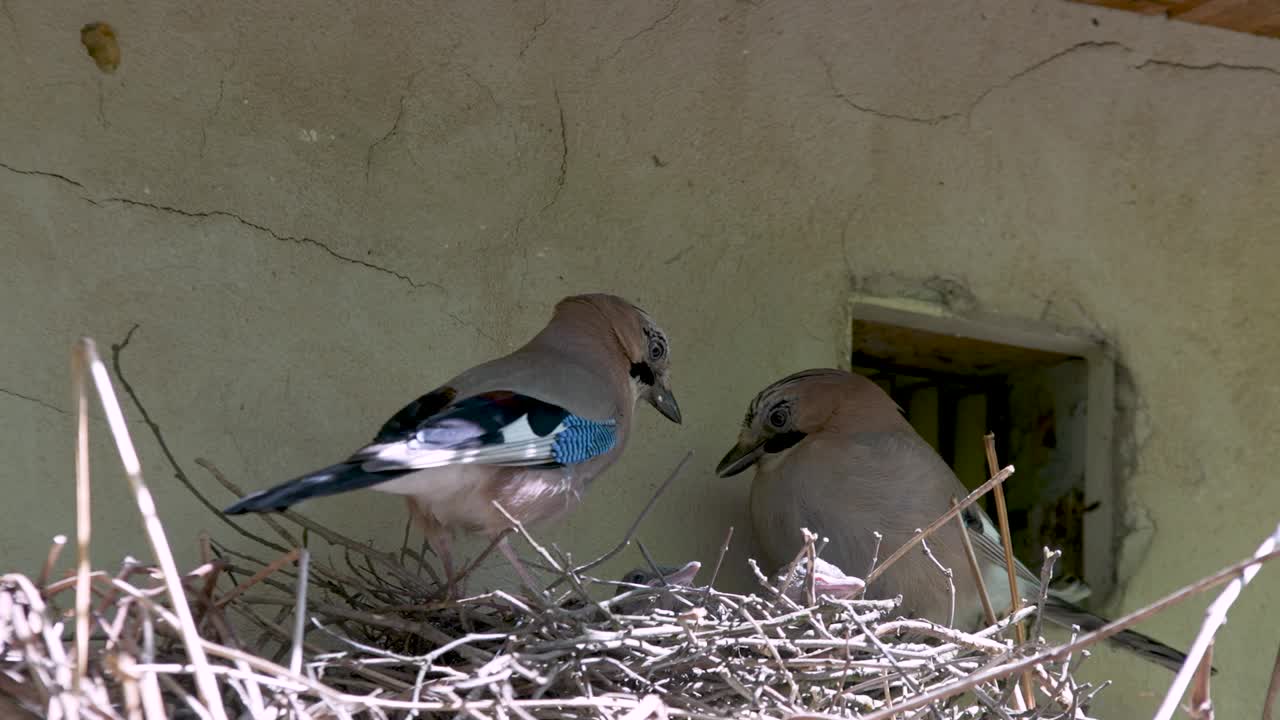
[222,462,408,515]
[1044,596,1212,674]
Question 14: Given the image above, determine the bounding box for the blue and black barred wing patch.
[358,390,617,472]
[550,415,618,465]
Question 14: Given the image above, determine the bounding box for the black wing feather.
[224,389,575,515]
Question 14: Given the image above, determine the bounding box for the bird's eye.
[648,337,666,362]
[767,406,790,429]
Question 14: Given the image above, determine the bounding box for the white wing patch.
[964,509,1044,593]
[359,416,570,472]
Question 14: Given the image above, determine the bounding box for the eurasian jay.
[612,561,702,613]
[779,557,866,603]
[224,293,682,593]
[716,368,1192,672]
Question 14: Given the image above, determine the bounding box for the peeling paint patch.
[80,22,120,73]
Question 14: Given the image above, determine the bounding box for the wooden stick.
[1262,641,1280,720]
[705,526,734,592]
[74,338,228,720]
[290,548,311,676]
[72,344,91,703]
[951,497,996,625]
[982,433,1033,710]
[214,548,300,608]
[865,464,1014,586]
[1153,523,1280,720]
[38,535,67,593]
[1187,640,1214,720]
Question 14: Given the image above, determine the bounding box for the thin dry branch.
[37,535,67,592]
[1153,523,1280,720]
[550,450,693,590]
[194,458,300,548]
[1263,641,1280,720]
[984,433,1033,710]
[72,346,91,701]
[865,464,1014,586]
[5,335,1271,720]
[73,338,229,720]
[1187,641,1213,720]
[799,543,1280,720]
[952,496,997,627]
[111,328,294,558]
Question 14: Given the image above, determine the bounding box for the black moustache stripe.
[629,361,655,386]
[763,431,807,453]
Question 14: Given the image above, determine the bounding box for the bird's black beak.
[645,379,682,424]
[716,438,766,477]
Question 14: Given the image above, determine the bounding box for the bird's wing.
[222,387,617,516]
[759,432,967,599]
[960,511,1046,594]
[359,389,618,472]
[840,430,1047,595]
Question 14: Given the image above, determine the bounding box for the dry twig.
[1153,523,1280,720]
[983,432,1033,711]
[0,335,1270,720]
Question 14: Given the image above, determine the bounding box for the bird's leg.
[405,497,458,599]
[427,530,459,599]
[497,536,542,597]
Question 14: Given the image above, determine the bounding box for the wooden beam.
[1066,0,1280,39]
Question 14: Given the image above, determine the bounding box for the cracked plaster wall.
[2,0,1279,715]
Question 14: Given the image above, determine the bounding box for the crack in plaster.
[840,205,859,286]
[448,311,498,343]
[200,78,225,159]
[96,78,110,129]
[0,383,144,425]
[823,40,1280,128]
[366,69,426,184]
[819,55,962,125]
[0,161,520,344]
[823,40,1135,126]
[662,245,692,265]
[363,69,427,181]
[508,215,526,244]
[519,0,551,58]
[101,197,443,291]
[0,161,86,189]
[366,94,407,183]
[465,72,500,111]
[1136,58,1280,76]
[540,86,568,211]
[0,387,67,415]
[964,40,1133,115]
[1,0,17,41]
[605,0,681,63]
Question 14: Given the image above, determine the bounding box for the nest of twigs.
[4,337,1275,720]
[0,513,1108,720]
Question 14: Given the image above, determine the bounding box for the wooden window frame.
[847,297,1119,605]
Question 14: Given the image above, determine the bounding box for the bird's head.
[716,368,898,477]
[614,560,702,595]
[569,293,681,424]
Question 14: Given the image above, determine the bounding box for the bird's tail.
[222,462,407,515]
[1043,596,1206,674]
